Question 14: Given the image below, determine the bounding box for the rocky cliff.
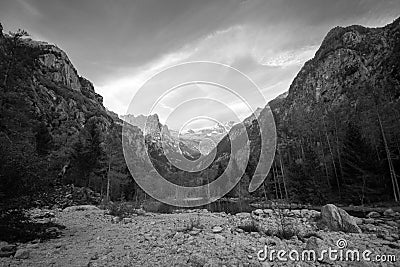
[276,17,400,119]
[0,26,141,200]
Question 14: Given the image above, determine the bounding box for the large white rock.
[321,204,361,233]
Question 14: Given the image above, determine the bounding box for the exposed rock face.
[122,113,201,162]
[23,39,82,91]
[321,204,362,233]
[278,18,400,119]
[121,114,162,136]
[1,37,113,136]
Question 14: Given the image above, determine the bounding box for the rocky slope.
[274,17,400,119]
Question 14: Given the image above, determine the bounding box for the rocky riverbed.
[0,205,399,266]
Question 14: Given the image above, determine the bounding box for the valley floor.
[0,207,399,267]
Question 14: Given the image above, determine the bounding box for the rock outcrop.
[321,204,362,233]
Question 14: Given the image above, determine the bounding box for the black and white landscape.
[1,1,400,266]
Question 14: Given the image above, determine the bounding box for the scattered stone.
[366,211,380,218]
[354,217,363,225]
[363,218,375,224]
[63,205,100,212]
[173,232,184,240]
[309,210,321,218]
[26,244,39,249]
[14,249,30,259]
[263,209,273,215]
[189,229,201,236]
[133,209,146,216]
[259,237,268,244]
[122,217,132,224]
[236,212,251,218]
[0,251,15,258]
[383,209,394,217]
[112,216,120,224]
[383,235,396,242]
[305,236,325,251]
[189,253,207,266]
[45,226,62,237]
[214,234,225,242]
[321,204,362,233]
[0,244,17,252]
[90,252,99,260]
[252,209,264,216]
[292,210,301,217]
[31,210,55,219]
[235,212,257,231]
[54,242,64,249]
[212,226,223,233]
[362,224,377,232]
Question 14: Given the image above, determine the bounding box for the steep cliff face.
[0,33,111,134]
[0,27,131,198]
[121,114,201,161]
[268,18,400,203]
[279,18,400,120]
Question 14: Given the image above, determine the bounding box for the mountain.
[121,114,201,161]
[196,17,400,203]
[1,17,400,206]
[0,26,148,202]
[121,114,238,156]
[170,120,237,155]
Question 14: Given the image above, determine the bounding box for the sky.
[0,0,399,130]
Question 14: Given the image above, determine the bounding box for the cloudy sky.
[1,0,399,129]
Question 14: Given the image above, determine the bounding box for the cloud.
[2,0,399,123]
[261,45,319,67]
[16,0,41,17]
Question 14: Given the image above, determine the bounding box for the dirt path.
[1,207,399,266]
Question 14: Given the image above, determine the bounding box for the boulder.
[321,204,362,233]
[212,226,223,233]
[366,211,380,218]
[235,212,257,231]
[14,249,30,259]
[383,208,394,217]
